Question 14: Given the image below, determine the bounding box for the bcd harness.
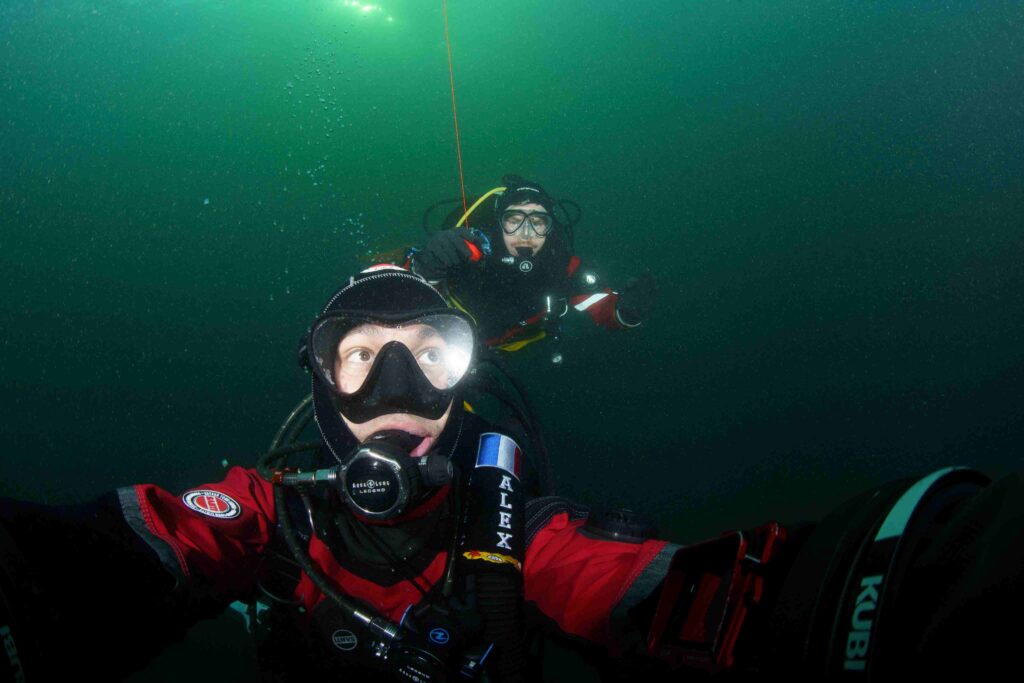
[246,441,527,683]
[447,289,568,355]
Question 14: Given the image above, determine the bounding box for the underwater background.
[2,1,1022,679]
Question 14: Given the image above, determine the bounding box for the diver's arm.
[0,466,278,679]
[521,497,676,653]
[566,257,657,329]
[522,497,796,675]
[119,465,278,590]
[565,256,632,330]
[0,493,229,679]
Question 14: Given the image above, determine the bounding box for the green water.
[2,1,1022,679]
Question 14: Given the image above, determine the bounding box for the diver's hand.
[412,229,486,281]
[616,271,658,326]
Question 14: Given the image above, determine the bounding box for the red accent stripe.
[484,311,547,346]
[567,255,581,277]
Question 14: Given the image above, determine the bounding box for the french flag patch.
[475,433,522,480]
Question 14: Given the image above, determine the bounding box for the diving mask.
[308,311,476,423]
[500,209,554,237]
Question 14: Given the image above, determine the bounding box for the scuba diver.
[1,265,1021,682]
[0,265,674,682]
[409,175,658,359]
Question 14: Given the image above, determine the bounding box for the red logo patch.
[182,490,241,519]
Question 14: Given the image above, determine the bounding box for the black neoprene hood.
[319,264,448,317]
[494,175,556,216]
[308,265,473,465]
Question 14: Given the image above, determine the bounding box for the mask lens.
[529,212,553,235]
[415,314,474,388]
[501,211,526,234]
[310,314,475,395]
[501,210,552,236]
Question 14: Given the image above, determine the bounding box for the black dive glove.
[412,229,486,281]
[616,271,658,326]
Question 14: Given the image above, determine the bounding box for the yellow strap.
[456,186,506,228]
[497,330,547,352]
[462,549,522,572]
[446,291,478,326]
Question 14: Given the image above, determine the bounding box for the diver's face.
[501,202,549,257]
[334,322,452,455]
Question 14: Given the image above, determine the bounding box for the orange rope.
[442,0,469,221]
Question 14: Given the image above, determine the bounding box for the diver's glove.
[412,228,486,281]
[616,271,658,326]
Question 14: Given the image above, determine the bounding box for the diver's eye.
[417,348,443,366]
[528,214,550,228]
[345,348,374,365]
[504,212,525,226]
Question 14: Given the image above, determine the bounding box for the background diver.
[409,175,658,359]
[1,265,1022,682]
